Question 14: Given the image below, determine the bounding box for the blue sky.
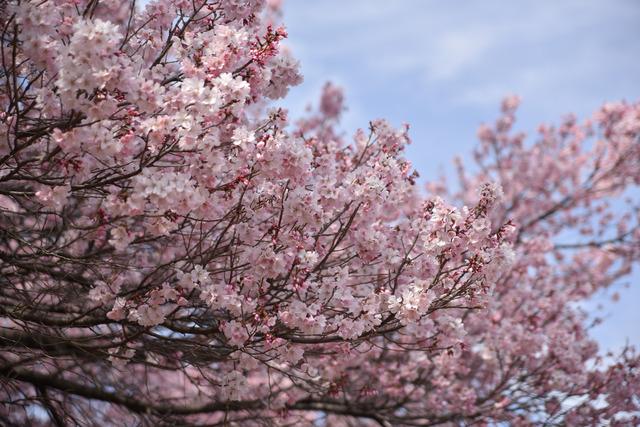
[280,0,640,352]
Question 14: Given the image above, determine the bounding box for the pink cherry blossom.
[0,1,638,426]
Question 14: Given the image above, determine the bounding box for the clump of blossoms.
[0,2,639,426]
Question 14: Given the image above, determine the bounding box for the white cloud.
[285,0,640,110]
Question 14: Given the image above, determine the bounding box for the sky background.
[279,0,640,352]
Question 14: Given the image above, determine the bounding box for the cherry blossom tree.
[1,1,639,426]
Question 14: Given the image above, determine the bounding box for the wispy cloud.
[284,0,640,112]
